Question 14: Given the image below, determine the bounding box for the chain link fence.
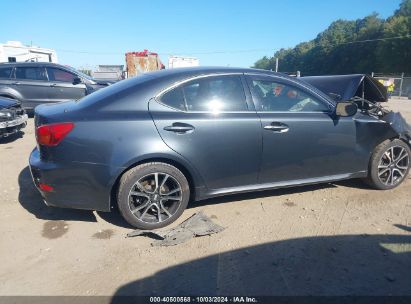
[372,73,411,99]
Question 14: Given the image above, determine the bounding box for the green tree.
[253,0,411,75]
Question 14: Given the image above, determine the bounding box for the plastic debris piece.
[126,211,225,246]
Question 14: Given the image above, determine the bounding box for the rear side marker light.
[36,122,74,146]
[39,183,54,192]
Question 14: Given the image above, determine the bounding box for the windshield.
[66,66,94,81]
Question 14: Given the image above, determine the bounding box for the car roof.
[0,62,71,69]
[141,66,283,79]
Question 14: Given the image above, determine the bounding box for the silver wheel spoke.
[130,191,149,199]
[393,168,405,178]
[162,188,181,196]
[156,205,162,222]
[396,154,408,164]
[383,169,391,185]
[138,203,152,219]
[159,174,169,194]
[397,164,408,170]
[161,196,182,201]
[131,201,151,215]
[154,173,159,192]
[394,149,406,162]
[378,164,389,169]
[160,201,172,218]
[378,168,390,177]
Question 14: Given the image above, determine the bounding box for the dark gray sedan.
[29,67,411,229]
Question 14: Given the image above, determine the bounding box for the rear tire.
[365,139,410,190]
[117,162,190,230]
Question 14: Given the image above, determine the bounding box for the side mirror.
[335,101,358,117]
[73,76,82,85]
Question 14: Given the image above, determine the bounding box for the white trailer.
[0,41,58,63]
[168,56,199,69]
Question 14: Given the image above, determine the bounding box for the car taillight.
[38,183,54,192]
[36,122,74,146]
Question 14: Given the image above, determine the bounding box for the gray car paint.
[29,67,411,212]
[0,62,107,110]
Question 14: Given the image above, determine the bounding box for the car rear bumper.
[0,114,28,137]
[29,147,114,212]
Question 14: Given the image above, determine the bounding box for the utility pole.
[275,57,279,72]
[399,73,404,97]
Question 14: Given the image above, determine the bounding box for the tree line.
[253,0,411,76]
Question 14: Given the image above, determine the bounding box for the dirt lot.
[0,98,410,297]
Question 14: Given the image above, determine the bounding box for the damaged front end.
[302,73,411,146]
[0,97,28,138]
[303,74,388,116]
[381,111,411,146]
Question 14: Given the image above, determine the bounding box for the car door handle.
[264,123,289,133]
[12,82,20,85]
[164,123,195,134]
[49,83,57,87]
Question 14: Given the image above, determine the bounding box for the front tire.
[365,139,410,190]
[117,162,190,230]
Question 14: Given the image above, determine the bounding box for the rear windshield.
[77,73,154,106]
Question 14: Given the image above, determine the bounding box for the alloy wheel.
[377,146,409,186]
[128,172,182,223]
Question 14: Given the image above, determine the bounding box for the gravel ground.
[0,98,410,297]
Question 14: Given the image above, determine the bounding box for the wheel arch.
[0,87,22,101]
[109,156,201,210]
[367,136,407,166]
[398,135,411,149]
[0,93,18,100]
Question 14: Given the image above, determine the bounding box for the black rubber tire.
[117,162,190,230]
[365,139,410,190]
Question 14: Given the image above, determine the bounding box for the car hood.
[90,79,113,86]
[301,74,388,103]
[0,97,20,109]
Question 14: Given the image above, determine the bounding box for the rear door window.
[183,76,248,112]
[160,75,248,112]
[15,67,47,81]
[46,67,76,82]
[0,67,12,79]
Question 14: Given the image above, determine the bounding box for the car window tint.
[15,67,47,81]
[161,87,186,111]
[182,75,248,112]
[47,68,76,82]
[251,79,329,112]
[0,67,12,79]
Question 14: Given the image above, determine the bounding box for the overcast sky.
[0,0,402,69]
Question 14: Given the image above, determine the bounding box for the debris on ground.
[126,211,225,246]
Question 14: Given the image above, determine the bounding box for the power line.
[54,48,271,56]
[54,35,411,56]
[337,34,411,45]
